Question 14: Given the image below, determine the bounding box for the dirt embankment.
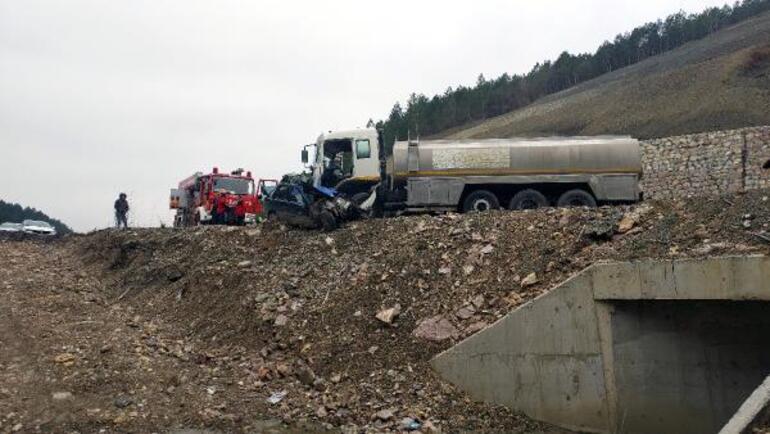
[2,190,769,433]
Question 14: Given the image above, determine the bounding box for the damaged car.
[263,174,362,231]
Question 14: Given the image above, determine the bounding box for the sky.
[0,0,729,232]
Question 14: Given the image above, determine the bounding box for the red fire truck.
[169,167,276,227]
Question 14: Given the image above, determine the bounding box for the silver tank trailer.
[385,136,642,211]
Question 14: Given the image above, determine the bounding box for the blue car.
[264,179,358,231]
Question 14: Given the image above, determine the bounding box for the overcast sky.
[0,0,728,232]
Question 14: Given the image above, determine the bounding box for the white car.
[22,220,57,236]
[0,222,23,232]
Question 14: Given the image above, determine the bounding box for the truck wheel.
[351,192,370,206]
[463,190,500,213]
[557,189,597,208]
[319,211,338,231]
[509,189,548,210]
[225,211,236,225]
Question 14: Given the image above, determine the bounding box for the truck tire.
[509,189,548,210]
[557,189,597,208]
[463,190,500,213]
[351,192,370,206]
[319,211,338,231]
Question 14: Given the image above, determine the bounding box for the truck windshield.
[323,139,353,175]
[213,178,253,194]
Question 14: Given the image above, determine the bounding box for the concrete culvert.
[433,256,770,434]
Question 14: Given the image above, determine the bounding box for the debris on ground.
[266,391,287,405]
[413,316,459,342]
[375,305,401,325]
[617,203,653,234]
[520,272,539,288]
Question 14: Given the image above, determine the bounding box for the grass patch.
[741,45,770,76]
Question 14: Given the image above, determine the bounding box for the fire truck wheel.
[319,211,338,232]
[223,210,235,225]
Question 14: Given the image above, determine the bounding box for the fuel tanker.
[300,128,642,214]
[379,135,642,212]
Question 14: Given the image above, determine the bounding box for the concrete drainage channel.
[432,256,770,434]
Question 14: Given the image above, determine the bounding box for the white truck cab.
[302,128,380,202]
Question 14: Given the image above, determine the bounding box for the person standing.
[114,193,129,228]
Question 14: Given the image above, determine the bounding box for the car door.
[256,179,278,215]
[287,186,315,228]
[268,184,292,220]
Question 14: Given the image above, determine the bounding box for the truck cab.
[302,128,380,202]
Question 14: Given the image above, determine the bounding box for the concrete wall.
[640,126,770,199]
[432,275,610,433]
[589,256,770,301]
[432,256,770,434]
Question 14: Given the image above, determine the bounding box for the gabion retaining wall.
[641,126,770,199]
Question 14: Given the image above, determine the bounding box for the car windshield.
[213,177,253,194]
[23,220,51,227]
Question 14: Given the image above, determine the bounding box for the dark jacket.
[114,198,129,214]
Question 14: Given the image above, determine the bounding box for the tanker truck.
[302,128,642,214]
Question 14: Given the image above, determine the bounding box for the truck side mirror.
[301,149,309,164]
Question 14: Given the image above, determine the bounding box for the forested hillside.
[445,11,770,140]
[377,0,770,145]
[0,200,72,234]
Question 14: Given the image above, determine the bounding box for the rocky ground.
[1,190,769,433]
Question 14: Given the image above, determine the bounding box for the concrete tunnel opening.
[432,256,770,434]
[605,300,770,434]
